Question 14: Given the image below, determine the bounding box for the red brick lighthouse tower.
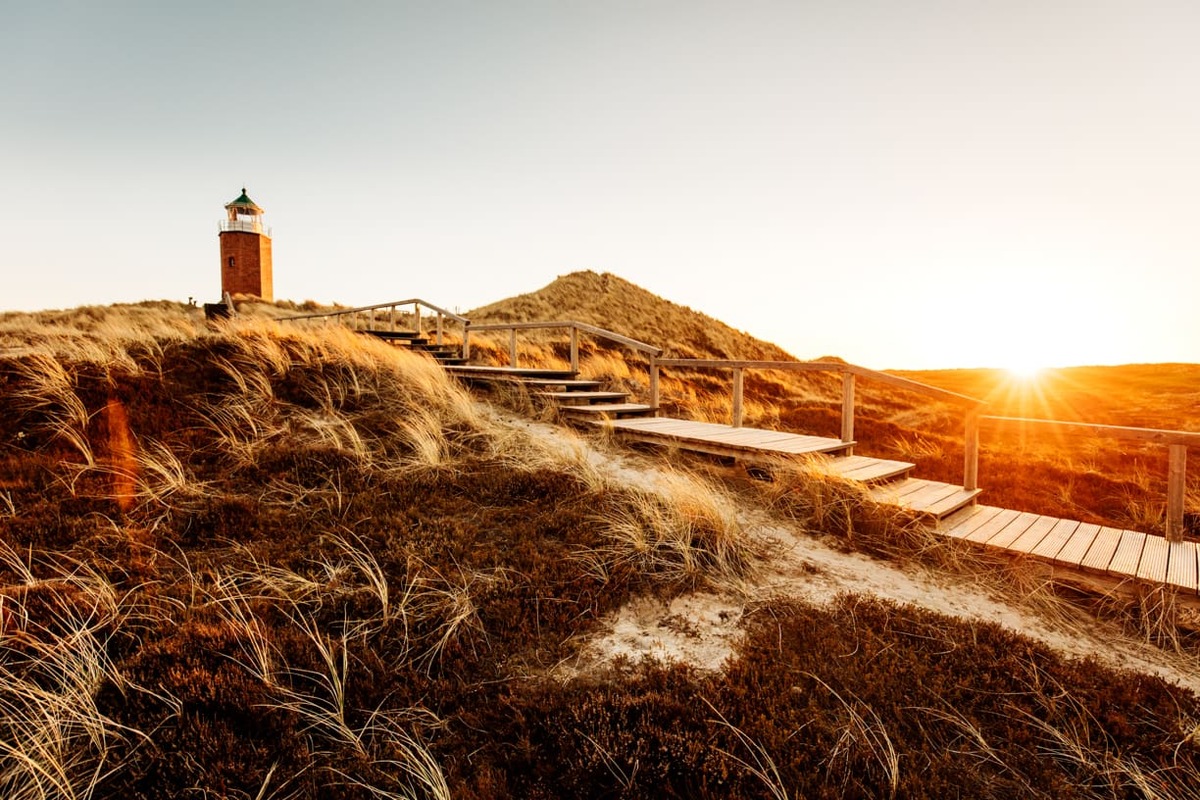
[219,188,273,301]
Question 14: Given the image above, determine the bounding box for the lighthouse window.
[228,257,235,269]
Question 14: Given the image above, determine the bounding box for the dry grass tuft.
[582,469,760,588]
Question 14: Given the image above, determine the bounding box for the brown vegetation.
[0,292,1197,798]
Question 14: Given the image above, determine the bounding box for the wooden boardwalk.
[600,417,982,519]
[441,364,1198,601]
[601,417,855,459]
[599,416,1197,597]
[940,505,1199,595]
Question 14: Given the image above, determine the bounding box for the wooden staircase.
[442,365,658,420]
[441,365,978,520]
[362,330,468,365]
[593,417,980,520]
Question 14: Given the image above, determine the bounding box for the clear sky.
[4,1,1199,370]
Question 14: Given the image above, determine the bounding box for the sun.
[1005,357,1047,382]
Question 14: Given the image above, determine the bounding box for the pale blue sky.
[4,1,1199,369]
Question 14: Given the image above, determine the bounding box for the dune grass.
[1,294,1198,797]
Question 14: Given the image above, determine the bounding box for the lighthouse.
[218,188,273,301]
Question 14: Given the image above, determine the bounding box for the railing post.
[1167,445,1186,543]
[841,371,856,456]
[389,306,396,332]
[414,303,421,336]
[732,368,744,428]
[436,313,444,345]
[569,326,579,373]
[963,408,981,493]
[509,329,518,367]
[462,326,471,359]
[649,356,660,416]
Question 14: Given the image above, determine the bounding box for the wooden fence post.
[1167,445,1187,543]
[841,371,856,456]
[414,303,421,336]
[462,327,471,360]
[732,368,744,428]
[389,306,396,331]
[509,329,518,367]
[570,326,579,372]
[649,357,660,416]
[963,408,981,492]
[436,314,443,345]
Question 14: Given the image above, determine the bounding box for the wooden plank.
[443,365,577,379]
[614,419,712,435]
[561,403,655,415]
[894,481,964,511]
[618,424,842,455]
[1136,535,1170,584]
[521,379,604,389]
[1165,540,1198,595]
[869,478,926,504]
[940,505,1006,540]
[923,488,982,518]
[542,391,630,403]
[824,455,877,471]
[829,458,914,483]
[961,509,1027,545]
[1080,527,1124,573]
[1053,523,1101,567]
[945,510,1012,546]
[886,477,930,498]
[990,514,1058,552]
[1107,530,1147,580]
[702,429,803,445]
[1028,518,1081,561]
[754,438,851,456]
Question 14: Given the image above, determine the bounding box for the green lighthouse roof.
[224,188,263,213]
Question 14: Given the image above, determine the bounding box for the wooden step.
[560,403,657,420]
[443,365,579,380]
[362,330,423,341]
[541,391,631,406]
[597,418,854,460]
[820,455,915,484]
[869,477,982,519]
[520,379,605,391]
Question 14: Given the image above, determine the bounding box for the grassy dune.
[0,296,1197,797]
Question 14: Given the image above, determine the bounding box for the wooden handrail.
[981,415,1194,541]
[654,359,985,407]
[652,357,987,492]
[281,298,469,325]
[280,298,469,348]
[980,416,1200,448]
[468,320,662,357]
